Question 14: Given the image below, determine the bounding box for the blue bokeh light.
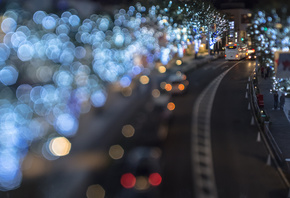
[74,46,86,59]
[120,75,132,87]
[69,15,80,27]
[0,66,18,86]
[90,90,107,107]
[17,42,35,61]
[1,18,17,34]
[0,152,22,191]
[55,113,78,137]
[0,43,11,61]
[42,16,57,30]
[33,11,47,24]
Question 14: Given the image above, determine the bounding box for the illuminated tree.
[0,1,228,190]
[248,7,290,93]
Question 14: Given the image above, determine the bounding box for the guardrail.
[249,69,286,169]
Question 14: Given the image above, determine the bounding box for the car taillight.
[121,173,162,189]
[225,54,227,57]
[235,54,239,58]
[148,173,162,186]
[121,173,136,189]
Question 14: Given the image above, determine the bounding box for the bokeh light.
[148,173,162,186]
[49,137,71,156]
[120,173,136,189]
[164,83,172,91]
[135,176,150,190]
[1,17,17,33]
[167,102,175,111]
[54,113,79,137]
[90,90,107,108]
[109,144,124,160]
[86,184,106,198]
[178,84,185,91]
[160,81,167,89]
[121,87,132,97]
[0,66,18,85]
[158,65,166,73]
[139,75,150,85]
[122,124,135,138]
[152,89,160,98]
[176,59,182,65]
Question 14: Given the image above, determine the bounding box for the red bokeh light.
[148,173,162,186]
[120,173,136,189]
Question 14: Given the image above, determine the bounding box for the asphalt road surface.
[160,59,288,198]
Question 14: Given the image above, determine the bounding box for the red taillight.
[225,54,227,57]
[121,173,136,188]
[148,173,162,186]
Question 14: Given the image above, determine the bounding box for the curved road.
[161,59,288,198]
[211,60,288,198]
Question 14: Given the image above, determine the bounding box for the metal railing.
[249,69,285,168]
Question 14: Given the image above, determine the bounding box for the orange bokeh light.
[165,84,172,91]
[178,84,185,91]
[167,102,175,111]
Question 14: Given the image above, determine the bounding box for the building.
[219,2,253,47]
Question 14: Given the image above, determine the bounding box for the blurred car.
[163,71,189,95]
[117,146,162,197]
[247,52,256,60]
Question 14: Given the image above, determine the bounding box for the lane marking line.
[191,61,240,198]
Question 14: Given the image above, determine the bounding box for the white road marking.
[213,61,228,70]
[191,62,240,198]
[204,61,227,70]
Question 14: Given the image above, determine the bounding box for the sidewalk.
[254,68,290,174]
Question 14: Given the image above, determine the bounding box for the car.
[247,52,257,60]
[163,71,189,95]
[117,146,162,197]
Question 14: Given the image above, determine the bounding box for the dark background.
[91,0,290,10]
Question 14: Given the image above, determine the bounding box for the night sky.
[212,0,260,9]
[213,0,290,11]
[91,0,290,10]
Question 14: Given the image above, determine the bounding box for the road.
[160,58,288,198]
[1,58,288,198]
[211,60,288,198]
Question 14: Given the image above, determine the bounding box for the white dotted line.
[191,62,240,198]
